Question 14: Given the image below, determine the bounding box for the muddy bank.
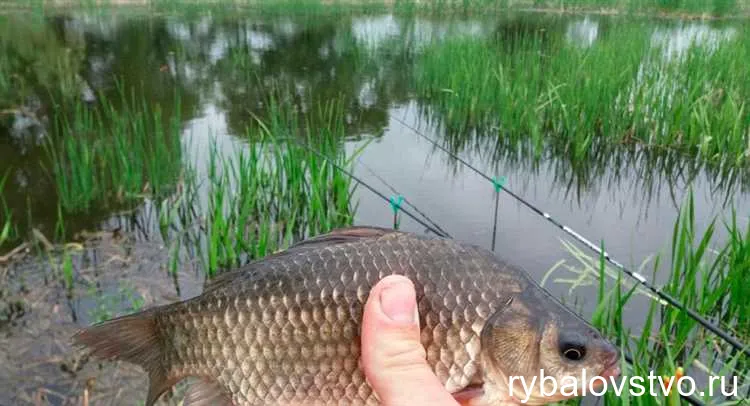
[0,230,203,406]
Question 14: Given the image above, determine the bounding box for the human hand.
[361,275,460,406]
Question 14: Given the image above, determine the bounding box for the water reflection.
[651,22,737,60]
[565,17,599,47]
[0,11,747,249]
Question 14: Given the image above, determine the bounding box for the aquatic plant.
[549,0,741,16]
[8,0,745,16]
[44,87,184,213]
[414,22,750,170]
[0,172,18,248]
[548,192,750,405]
[198,98,358,276]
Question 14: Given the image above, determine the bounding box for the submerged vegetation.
[0,15,86,114]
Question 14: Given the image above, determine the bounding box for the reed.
[0,171,15,247]
[548,192,750,404]
[8,0,744,16]
[44,87,184,213]
[546,0,741,15]
[413,22,750,169]
[172,96,360,277]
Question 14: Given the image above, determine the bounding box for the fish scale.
[166,233,500,404]
[73,227,619,406]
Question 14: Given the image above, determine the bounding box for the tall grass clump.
[148,0,387,16]
[199,97,358,277]
[0,171,17,248]
[547,192,750,404]
[44,88,184,213]
[389,0,742,16]
[537,0,742,15]
[414,23,750,169]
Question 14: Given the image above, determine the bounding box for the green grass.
[200,98,358,276]
[0,171,16,247]
[3,0,746,16]
[3,0,388,17]
[390,0,748,16]
[542,0,741,15]
[86,281,145,324]
[546,192,750,405]
[44,87,184,213]
[414,22,750,170]
[147,94,359,277]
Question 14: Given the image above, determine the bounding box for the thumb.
[360,275,459,406]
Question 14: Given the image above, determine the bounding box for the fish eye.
[562,345,586,361]
[559,331,587,362]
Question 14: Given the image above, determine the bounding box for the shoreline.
[1,0,749,20]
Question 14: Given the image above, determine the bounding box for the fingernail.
[379,278,418,325]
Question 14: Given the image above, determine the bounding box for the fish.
[72,226,620,406]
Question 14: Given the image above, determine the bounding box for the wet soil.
[0,229,203,406]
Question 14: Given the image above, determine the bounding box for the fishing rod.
[389,114,750,360]
[355,157,452,238]
[288,139,452,239]
[307,139,717,406]
[294,137,717,406]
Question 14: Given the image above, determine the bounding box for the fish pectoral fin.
[183,379,234,406]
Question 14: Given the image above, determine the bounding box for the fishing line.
[356,157,452,238]
[292,137,711,406]
[297,135,725,405]
[491,176,506,252]
[286,139,452,239]
[389,113,750,360]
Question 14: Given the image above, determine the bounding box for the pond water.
[0,8,748,405]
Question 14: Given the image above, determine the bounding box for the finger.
[361,275,459,406]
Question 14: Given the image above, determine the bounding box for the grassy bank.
[547,193,750,405]
[414,22,750,169]
[510,0,743,16]
[2,0,748,17]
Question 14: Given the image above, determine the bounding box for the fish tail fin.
[72,309,177,406]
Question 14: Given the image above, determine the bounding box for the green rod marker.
[492,176,506,193]
[389,195,404,229]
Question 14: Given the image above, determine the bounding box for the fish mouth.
[452,383,485,405]
[596,358,622,384]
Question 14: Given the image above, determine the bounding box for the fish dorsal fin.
[286,226,395,251]
[183,379,234,406]
[203,226,396,292]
